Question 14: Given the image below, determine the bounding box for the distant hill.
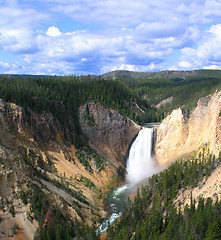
[101,69,221,81]
[0,73,50,79]
[101,70,221,117]
[3,69,221,81]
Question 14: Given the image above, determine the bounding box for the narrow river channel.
[97,183,136,233]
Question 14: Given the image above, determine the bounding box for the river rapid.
[97,184,134,233]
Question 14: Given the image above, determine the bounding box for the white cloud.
[178,61,193,68]
[102,62,159,75]
[0,1,47,54]
[33,26,182,74]
[178,24,221,70]
[0,61,10,69]
[0,28,38,54]
[0,0,221,75]
[135,19,186,39]
[48,0,183,27]
[46,26,61,37]
[203,64,220,70]
[178,0,221,25]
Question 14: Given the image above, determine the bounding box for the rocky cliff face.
[0,98,140,238]
[155,91,221,165]
[79,101,140,166]
[0,99,63,145]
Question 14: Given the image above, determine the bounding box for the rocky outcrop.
[156,96,173,109]
[79,101,140,166]
[174,165,221,211]
[0,99,63,145]
[155,91,221,165]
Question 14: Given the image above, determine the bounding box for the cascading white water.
[126,127,157,184]
[98,126,164,233]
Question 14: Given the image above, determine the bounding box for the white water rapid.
[126,127,158,184]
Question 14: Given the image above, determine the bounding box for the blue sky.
[0,0,221,75]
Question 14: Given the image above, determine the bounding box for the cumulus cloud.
[178,24,221,69]
[135,19,187,39]
[48,0,182,28]
[0,0,46,54]
[46,26,61,37]
[0,0,221,75]
[0,29,38,54]
[0,61,10,70]
[34,27,183,74]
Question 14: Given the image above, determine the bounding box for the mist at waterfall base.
[98,127,163,233]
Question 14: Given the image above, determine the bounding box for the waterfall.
[98,126,163,233]
[126,127,157,184]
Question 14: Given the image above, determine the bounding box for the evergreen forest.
[107,151,221,240]
[0,74,160,147]
[105,69,221,116]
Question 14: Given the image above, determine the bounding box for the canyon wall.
[155,91,221,165]
[79,101,140,166]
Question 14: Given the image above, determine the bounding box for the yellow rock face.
[155,91,221,165]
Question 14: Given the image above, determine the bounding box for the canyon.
[0,99,139,239]
[0,89,220,239]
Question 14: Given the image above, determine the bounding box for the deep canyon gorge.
[0,73,220,239]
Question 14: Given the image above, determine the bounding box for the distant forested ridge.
[103,69,221,116]
[0,75,161,146]
[2,69,221,133]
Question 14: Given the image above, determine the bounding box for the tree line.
[0,75,162,147]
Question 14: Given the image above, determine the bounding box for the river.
[97,183,135,233]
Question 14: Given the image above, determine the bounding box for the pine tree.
[204,221,221,240]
